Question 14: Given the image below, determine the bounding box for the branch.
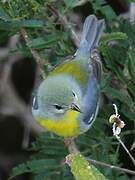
[64,138,79,154]
[109,104,135,166]
[47,5,80,48]
[115,135,135,166]
[20,28,46,78]
[65,139,135,176]
[87,158,135,176]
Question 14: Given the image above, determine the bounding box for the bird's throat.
[37,110,80,137]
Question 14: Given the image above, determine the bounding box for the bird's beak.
[70,103,81,113]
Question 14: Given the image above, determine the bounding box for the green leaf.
[128,48,135,80]
[0,8,11,21]
[101,74,112,91]
[20,19,44,28]
[101,5,116,20]
[100,32,128,45]
[64,0,75,8]
[104,87,133,108]
[121,106,135,120]
[0,19,44,31]
[67,154,107,180]
[64,0,88,8]
[27,35,60,49]
[127,81,135,98]
[92,0,116,20]
[33,171,61,180]
[10,159,60,179]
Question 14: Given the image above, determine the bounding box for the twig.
[113,103,119,117]
[109,104,135,166]
[131,141,135,151]
[115,135,135,166]
[64,138,79,154]
[47,5,80,48]
[68,140,79,154]
[20,28,46,78]
[65,139,135,175]
[87,158,135,175]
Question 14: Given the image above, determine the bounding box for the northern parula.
[32,15,105,137]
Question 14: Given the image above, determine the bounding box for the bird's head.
[36,75,82,120]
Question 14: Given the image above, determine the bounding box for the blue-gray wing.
[79,49,101,132]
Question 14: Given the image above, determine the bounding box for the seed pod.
[109,114,117,123]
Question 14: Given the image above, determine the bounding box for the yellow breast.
[37,110,80,137]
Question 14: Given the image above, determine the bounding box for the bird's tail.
[75,15,105,58]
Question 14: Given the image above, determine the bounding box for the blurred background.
[0,0,135,179]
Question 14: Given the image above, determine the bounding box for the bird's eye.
[54,104,63,110]
[72,91,78,99]
[72,91,76,97]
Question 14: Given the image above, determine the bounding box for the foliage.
[0,0,134,180]
[66,153,107,180]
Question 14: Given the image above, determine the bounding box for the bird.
[32,15,105,137]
